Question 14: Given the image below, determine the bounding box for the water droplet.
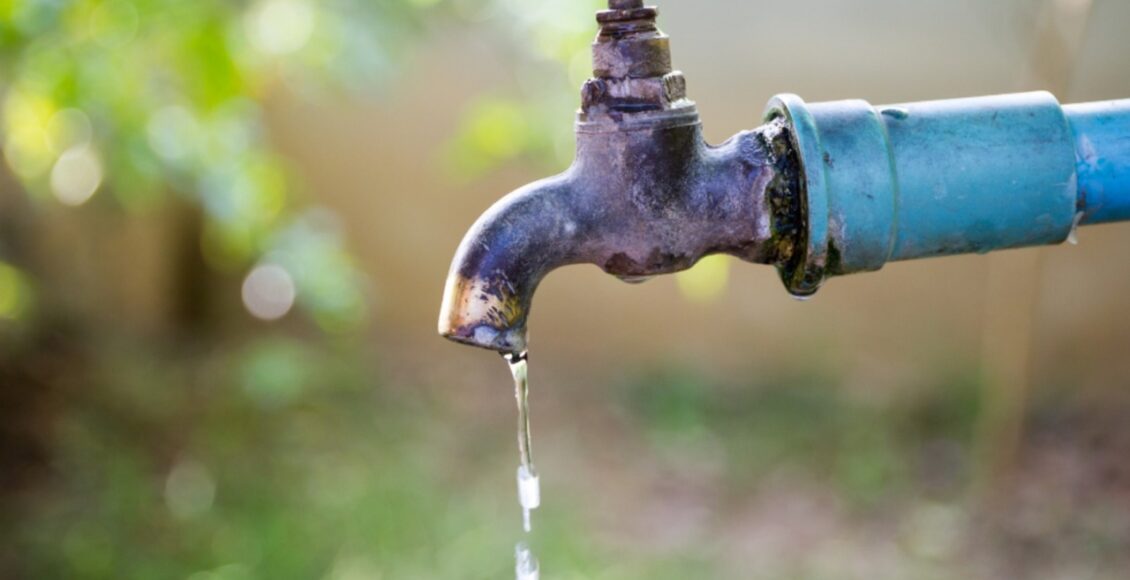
[880,107,910,120]
[1067,211,1085,245]
[616,275,654,285]
[789,289,816,302]
[517,465,540,533]
[515,543,539,580]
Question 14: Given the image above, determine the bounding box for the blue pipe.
[764,92,1130,296]
[1065,100,1130,225]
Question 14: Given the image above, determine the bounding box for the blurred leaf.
[0,260,33,320]
[239,338,313,409]
[0,0,458,328]
[443,0,604,178]
[621,362,985,509]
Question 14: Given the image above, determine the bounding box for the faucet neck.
[580,3,696,131]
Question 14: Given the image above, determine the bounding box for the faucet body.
[439,1,1130,352]
[437,121,792,353]
[439,1,798,353]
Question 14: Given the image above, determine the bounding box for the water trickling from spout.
[504,351,540,533]
[505,351,542,579]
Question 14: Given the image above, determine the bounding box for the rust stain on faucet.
[438,2,801,353]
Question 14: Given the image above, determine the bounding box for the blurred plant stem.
[974,0,1094,504]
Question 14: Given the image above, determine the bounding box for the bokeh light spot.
[146,106,199,162]
[3,89,56,179]
[240,339,310,409]
[89,0,139,48]
[676,254,731,303]
[241,264,297,321]
[165,459,216,520]
[46,108,93,154]
[50,145,103,206]
[246,0,315,56]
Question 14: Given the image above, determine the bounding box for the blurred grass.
[0,333,733,579]
[621,365,982,508]
[3,331,1129,578]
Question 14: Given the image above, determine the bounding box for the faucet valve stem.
[584,2,690,120]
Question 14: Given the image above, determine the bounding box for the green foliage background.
[0,0,602,328]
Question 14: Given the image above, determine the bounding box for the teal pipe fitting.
[764,91,1125,297]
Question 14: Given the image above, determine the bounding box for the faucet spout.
[437,173,579,353]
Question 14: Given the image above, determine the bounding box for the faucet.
[439,0,1130,354]
[438,0,797,353]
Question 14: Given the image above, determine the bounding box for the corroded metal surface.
[438,2,798,353]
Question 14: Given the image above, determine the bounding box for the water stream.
[515,542,539,580]
[504,351,540,579]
